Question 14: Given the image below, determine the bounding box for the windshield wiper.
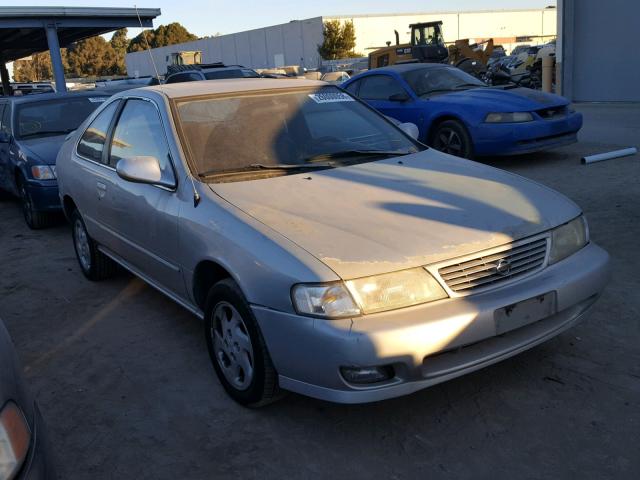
[19,129,75,139]
[198,163,333,178]
[303,149,414,163]
[454,83,485,89]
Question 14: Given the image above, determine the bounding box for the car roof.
[365,63,452,75]
[144,78,328,99]
[1,89,112,104]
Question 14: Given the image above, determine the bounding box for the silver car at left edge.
[55,79,610,406]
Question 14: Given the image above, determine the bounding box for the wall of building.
[326,9,557,55]
[560,0,638,102]
[125,17,324,76]
[126,9,558,77]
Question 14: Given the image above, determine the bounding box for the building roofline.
[323,7,557,20]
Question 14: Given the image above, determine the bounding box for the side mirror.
[398,122,420,140]
[388,92,410,102]
[116,156,175,188]
[0,131,10,143]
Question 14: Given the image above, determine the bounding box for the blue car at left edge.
[342,63,582,159]
[0,91,110,229]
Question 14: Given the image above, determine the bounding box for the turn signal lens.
[0,401,31,480]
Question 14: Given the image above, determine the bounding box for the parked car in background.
[0,318,54,479]
[164,63,261,84]
[0,82,55,96]
[343,63,582,158]
[57,79,608,406]
[0,91,111,228]
[320,71,350,84]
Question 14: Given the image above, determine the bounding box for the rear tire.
[429,120,474,159]
[71,209,117,281]
[204,279,282,407]
[17,175,54,229]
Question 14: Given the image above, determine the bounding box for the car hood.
[19,135,67,165]
[210,150,581,279]
[432,87,568,111]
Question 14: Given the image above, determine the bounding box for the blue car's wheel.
[430,120,474,159]
[17,175,54,230]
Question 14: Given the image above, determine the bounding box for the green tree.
[13,51,70,82]
[317,20,360,60]
[127,22,198,53]
[110,28,129,75]
[66,36,118,77]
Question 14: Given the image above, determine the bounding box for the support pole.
[0,62,11,96]
[45,22,67,93]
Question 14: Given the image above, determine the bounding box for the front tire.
[71,209,117,281]
[17,176,54,229]
[430,120,474,159]
[204,279,282,407]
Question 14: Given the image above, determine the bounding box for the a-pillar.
[0,61,11,96]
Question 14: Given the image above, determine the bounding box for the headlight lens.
[292,283,361,318]
[345,267,447,315]
[31,165,56,180]
[485,112,534,123]
[0,401,31,480]
[549,215,589,265]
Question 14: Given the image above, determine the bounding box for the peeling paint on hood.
[210,150,581,279]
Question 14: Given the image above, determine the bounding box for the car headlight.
[30,165,56,180]
[0,401,31,480]
[485,112,534,123]
[292,282,361,318]
[346,268,448,314]
[548,215,589,265]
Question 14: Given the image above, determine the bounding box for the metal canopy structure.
[0,6,161,94]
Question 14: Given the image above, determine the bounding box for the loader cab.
[409,22,448,63]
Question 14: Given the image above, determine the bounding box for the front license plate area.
[494,292,557,335]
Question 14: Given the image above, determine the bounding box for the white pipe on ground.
[581,147,638,164]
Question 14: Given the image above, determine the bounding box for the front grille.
[536,106,568,120]
[438,237,548,293]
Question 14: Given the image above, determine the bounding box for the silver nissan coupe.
[56,79,610,406]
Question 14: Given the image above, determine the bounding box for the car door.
[102,97,184,296]
[358,74,425,130]
[74,99,122,246]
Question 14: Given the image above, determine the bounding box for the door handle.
[96,181,107,199]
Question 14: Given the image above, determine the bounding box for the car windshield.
[204,69,261,80]
[175,86,421,180]
[16,96,107,139]
[402,67,486,97]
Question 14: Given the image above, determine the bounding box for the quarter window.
[359,75,407,101]
[344,80,360,96]
[77,101,119,163]
[108,99,174,184]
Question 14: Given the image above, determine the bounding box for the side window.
[77,101,119,163]
[109,99,173,184]
[359,75,407,101]
[0,104,11,136]
[344,80,360,96]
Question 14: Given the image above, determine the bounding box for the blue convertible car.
[342,63,582,159]
[0,91,110,228]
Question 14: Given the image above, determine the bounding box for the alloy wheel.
[211,301,255,391]
[434,128,464,155]
[74,218,91,272]
[19,183,33,225]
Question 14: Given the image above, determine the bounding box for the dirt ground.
[0,104,638,479]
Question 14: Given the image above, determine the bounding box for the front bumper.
[473,111,583,156]
[253,242,609,404]
[18,402,55,480]
[26,181,61,212]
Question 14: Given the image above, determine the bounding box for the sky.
[6,0,556,38]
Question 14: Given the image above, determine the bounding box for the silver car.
[56,79,610,406]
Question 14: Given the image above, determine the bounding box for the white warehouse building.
[125,8,557,77]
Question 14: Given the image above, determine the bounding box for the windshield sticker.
[88,97,107,103]
[308,92,355,104]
